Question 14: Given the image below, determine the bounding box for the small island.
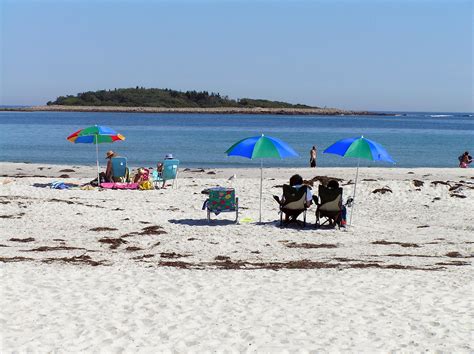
[1,87,391,115]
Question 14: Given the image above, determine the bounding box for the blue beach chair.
[111,157,129,182]
[152,159,179,189]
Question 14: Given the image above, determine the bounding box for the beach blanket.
[100,182,139,190]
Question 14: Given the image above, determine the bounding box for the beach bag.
[139,180,154,190]
[90,174,106,187]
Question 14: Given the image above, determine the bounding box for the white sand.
[1,162,473,352]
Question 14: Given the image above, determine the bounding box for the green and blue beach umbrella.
[323,136,395,225]
[226,134,299,159]
[323,136,395,163]
[67,125,125,183]
[226,134,299,223]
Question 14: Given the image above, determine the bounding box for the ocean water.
[0,111,472,168]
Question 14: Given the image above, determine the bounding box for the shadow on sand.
[169,218,328,230]
[168,218,237,227]
[32,183,51,188]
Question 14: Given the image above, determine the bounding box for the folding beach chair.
[314,184,343,228]
[274,184,310,227]
[152,159,179,189]
[111,157,129,182]
[205,187,239,223]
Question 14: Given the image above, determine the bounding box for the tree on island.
[47,87,316,109]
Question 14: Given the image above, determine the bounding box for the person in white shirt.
[281,174,313,207]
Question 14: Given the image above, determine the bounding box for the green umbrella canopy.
[344,138,374,159]
[323,136,395,163]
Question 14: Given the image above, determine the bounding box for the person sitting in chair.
[99,150,116,183]
[274,174,313,226]
[281,174,313,207]
[313,179,349,228]
[326,180,347,226]
[89,150,127,186]
[156,154,174,174]
[152,154,178,189]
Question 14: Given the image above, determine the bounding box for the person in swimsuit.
[459,151,472,168]
[310,146,317,168]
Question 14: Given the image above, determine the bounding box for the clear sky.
[1,0,472,112]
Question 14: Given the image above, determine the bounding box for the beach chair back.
[318,185,342,212]
[206,187,239,223]
[208,188,237,212]
[282,184,307,210]
[162,159,179,179]
[162,159,179,188]
[111,157,128,180]
[278,184,309,227]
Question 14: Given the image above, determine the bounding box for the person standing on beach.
[310,146,317,168]
[458,151,472,168]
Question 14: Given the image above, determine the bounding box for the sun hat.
[164,153,174,160]
[105,150,115,159]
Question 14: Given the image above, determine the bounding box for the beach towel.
[100,182,139,190]
[139,180,154,190]
[80,185,95,190]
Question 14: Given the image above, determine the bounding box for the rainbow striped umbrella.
[67,125,125,183]
[67,125,125,144]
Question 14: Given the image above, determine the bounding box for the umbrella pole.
[259,159,263,223]
[350,158,360,226]
[95,136,100,185]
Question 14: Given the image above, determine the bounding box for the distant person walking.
[310,146,317,168]
[458,151,472,168]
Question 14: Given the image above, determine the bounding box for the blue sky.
[1,0,472,111]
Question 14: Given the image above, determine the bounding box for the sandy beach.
[1,162,473,352]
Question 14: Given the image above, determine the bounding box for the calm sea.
[0,111,472,168]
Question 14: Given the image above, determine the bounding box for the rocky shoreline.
[0,105,392,116]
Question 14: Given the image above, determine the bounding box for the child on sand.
[156,162,163,174]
